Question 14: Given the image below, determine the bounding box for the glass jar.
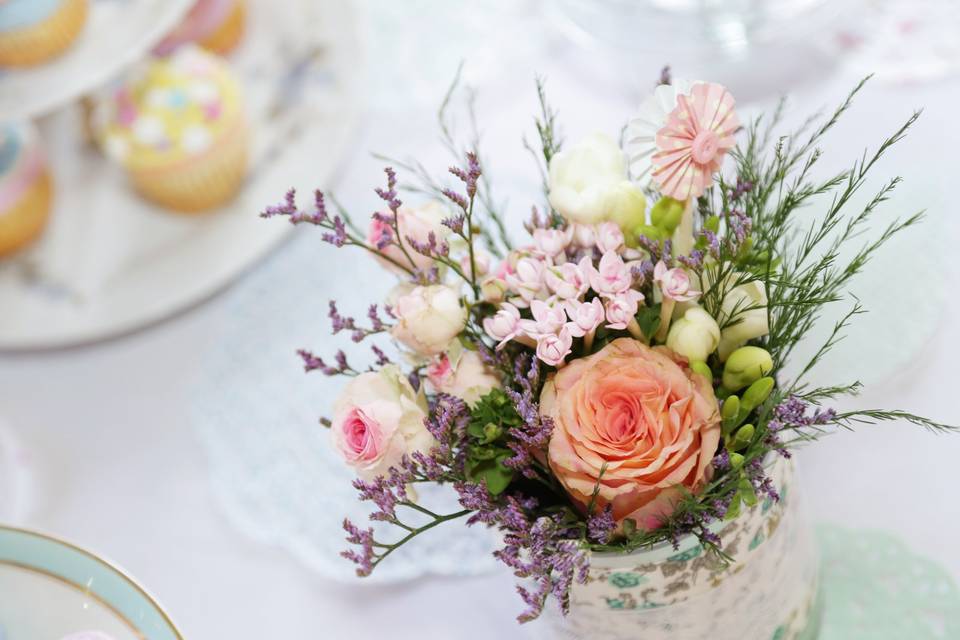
[538,456,821,639]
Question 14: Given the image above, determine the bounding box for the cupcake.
[95,46,249,213]
[0,0,88,67]
[154,0,246,57]
[0,122,53,257]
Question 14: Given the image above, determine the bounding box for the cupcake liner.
[198,0,246,56]
[0,0,88,67]
[130,124,249,213]
[0,170,53,257]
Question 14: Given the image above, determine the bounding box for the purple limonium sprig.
[502,355,554,478]
[765,395,837,456]
[730,177,754,202]
[297,348,355,376]
[677,249,705,270]
[587,505,616,544]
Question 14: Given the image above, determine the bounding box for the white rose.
[331,365,434,479]
[391,285,467,356]
[666,306,721,363]
[547,133,646,226]
[717,279,769,361]
[426,344,501,406]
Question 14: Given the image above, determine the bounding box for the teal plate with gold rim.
[0,526,181,640]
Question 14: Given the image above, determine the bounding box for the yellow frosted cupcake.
[154,0,246,57]
[0,122,53,257]
[95,46,249,213]
[0,0,88,67]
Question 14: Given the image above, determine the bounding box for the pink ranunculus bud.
[595,221,625,254]
[483,302,523,349]
[564,298,605,337]
[544,260,589,300]
[604,290,645,330]
[586,251,632,298]
[505,256,547,303]
[519,299,568,338]
[536,326,573,367]
[654,260,699,302]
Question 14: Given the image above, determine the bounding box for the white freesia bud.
[547,133,642,226]
[717,279,769,361]
[666,306,721,363]
[604,181,647,232]
[391,285,467,356]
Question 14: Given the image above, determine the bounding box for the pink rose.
[654,260,699,302]
[332,366,435,479]
[366,201,451,274]
[542,338,720,529]
[426,349,501,405]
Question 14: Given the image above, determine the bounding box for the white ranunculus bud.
[391,285,467,356]
[717,279,769,361]
[666,306,721,363]
[547,133,642,226]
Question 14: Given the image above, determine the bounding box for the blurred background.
[1,0,959,637]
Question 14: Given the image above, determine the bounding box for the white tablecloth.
[2,1,960,637]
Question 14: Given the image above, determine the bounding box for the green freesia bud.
[690,361,713,380]
[731,423,754,451]
[741,376,775,413]
[722,346,774,391]
[705,215,720,233]
[721,396,740,435]
[729,452,745,469]
[724,493,742,520]
[650,197,685,233]
[606,184,648,232]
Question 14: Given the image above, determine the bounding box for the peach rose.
[542,338,720,530]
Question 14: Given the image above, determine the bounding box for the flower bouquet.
[262,71,953,638]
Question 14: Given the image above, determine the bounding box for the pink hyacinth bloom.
[654,260,700,302]
[544,258,590,300]
[651,82,739,201]
[595,222,625,254]
[533,227,573,260]
[483,302,522,349]
[604,290,645,330]
[520,299,568,338]
[536,326,573,367]
[586,251,633,298]
[564,298,605,337]
[505,256,547,303]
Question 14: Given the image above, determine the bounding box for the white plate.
[0,526,182,639]
[0,0,195,120]
[0,0,362,350]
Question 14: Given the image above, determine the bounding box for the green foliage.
[465,389,523,495]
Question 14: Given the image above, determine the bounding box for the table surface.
[2,2,960,637]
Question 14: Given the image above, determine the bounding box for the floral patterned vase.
[538,457,820,639]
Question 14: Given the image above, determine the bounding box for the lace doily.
[817,525,960,639]
[190,233,499,583]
